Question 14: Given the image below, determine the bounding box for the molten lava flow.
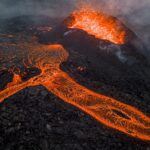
[68,6,126,44]
[7,73,22,87]
[0,40,150,141]
[44,71,150,141]
[0,42,68,102]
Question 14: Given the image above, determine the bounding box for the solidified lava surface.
[0,16,150,150]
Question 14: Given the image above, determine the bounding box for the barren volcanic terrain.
[0,10,150,150]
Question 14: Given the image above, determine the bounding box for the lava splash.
[68,6,126,44]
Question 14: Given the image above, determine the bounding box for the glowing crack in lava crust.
[68,6,126,44]
[0,38,150,141]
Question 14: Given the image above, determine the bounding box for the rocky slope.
[0,16,150,150]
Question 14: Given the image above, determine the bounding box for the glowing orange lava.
[68,6,126,44]
[0,40,150,141]
[7,73,22,87]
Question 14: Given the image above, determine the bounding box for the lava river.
[0,37,150,141]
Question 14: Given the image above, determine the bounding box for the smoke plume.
[0,0,76,18]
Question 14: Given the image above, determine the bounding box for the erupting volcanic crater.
[0,6,150,148]
[67,6,127,44]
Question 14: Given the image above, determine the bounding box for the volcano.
[38,7,150,96]
[0,6,150,150]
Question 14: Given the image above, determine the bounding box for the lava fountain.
[68,6,126,44]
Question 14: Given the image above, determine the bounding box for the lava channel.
[0,41,150,141]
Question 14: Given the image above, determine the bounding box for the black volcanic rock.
[37,15,150,96]
[37,13,148,67]
[0,15,150,150]
[0,70,13,91]
[0,86,150,150]
[0,15,63,34]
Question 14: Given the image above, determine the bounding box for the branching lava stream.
[0,38,150,141]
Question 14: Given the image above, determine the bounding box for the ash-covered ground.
[0,16,150,150]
